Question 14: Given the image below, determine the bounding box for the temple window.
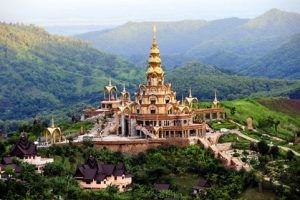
[158,81,162,86]
[114,176,117,180]
[150,109,156,114]
[139,99,142,104]
[137,109,140,114]
[96,181,101,184]
[86,181,91,184]
[148,81,151,86]
[104,181,106,184]
[150,99,156,104]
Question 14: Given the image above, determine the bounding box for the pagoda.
[119,25,206,138]
[83,25,226,138]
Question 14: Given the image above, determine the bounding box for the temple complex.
[83,25,225,139]
[74,156,132,192]
[10,132,53,173]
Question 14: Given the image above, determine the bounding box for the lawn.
[222,98,300,140]
[209,121,238,130]
[238,187,277,200]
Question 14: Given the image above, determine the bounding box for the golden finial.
[181,94,184,106]
[153,24,157,45]
[189,87,192,98]
[109,77,112,86]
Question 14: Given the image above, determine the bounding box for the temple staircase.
[135,125,156,139]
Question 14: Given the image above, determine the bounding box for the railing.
[135,125,155,139]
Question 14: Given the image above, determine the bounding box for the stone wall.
[74,139,190,153]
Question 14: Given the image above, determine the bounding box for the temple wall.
[79,176,132,192]
[74,139,190,153]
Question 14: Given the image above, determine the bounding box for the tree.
[249,142,257,151]
[43,162,65,177]
[230,107,236,115]
[257,141,269,156]
[270,146,279,159]
[286,150,294,161]
[274,120,280,133]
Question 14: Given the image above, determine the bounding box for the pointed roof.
[213,90,220,106]
[147,24,164,77]
[10,133,37,158]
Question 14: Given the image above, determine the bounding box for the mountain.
[1,23,299,132]
[239,33,300,79]
[0,22,142,122]
[75,9,300,78]
[166,62,300,100]
[44,24,116,36]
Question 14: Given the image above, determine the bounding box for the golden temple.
[84,25,225,139]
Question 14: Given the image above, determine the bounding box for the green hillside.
[0,22,143,122]
[1,23,300,132]
[222,98,300,139]
[75,9,300,78]
[240,33,300,79]
[166,62,300,100]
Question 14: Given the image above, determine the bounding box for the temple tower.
[146,25,165,86]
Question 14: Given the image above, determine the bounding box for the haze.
[1,0,300,26]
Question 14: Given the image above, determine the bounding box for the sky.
[1,0,300,26]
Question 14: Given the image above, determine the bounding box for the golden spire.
[153,24,157,46]
[181,94,184,106]
[109,77,112,86]
[147,24,164,83]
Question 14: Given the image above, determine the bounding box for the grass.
[237,187,277,200]
[209,121,238,130]
[63,121,95,134]
[222,98,300,140]
[219,133,249,143]
[219,133,250,150]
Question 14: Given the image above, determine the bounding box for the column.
[217,112,220,120]
[121,114,125,136]
[210,112,213,120]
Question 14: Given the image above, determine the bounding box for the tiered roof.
[10,132,37,158]
[74,156,132,182]
[0,156,22,174]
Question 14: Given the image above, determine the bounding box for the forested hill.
[0,22,142,122]
[0,23,299,132]
[166,62,300,100]
[239,33,300,79]
[75,9,300,79]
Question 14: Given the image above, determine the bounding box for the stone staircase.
[135,125,155,139]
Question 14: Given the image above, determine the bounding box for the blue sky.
[1,0,300,26]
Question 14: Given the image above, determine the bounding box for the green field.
[220,98,300,140]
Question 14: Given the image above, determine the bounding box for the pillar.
[121,114,125,136]
[217,112,220,120]
[210,112,213,120]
